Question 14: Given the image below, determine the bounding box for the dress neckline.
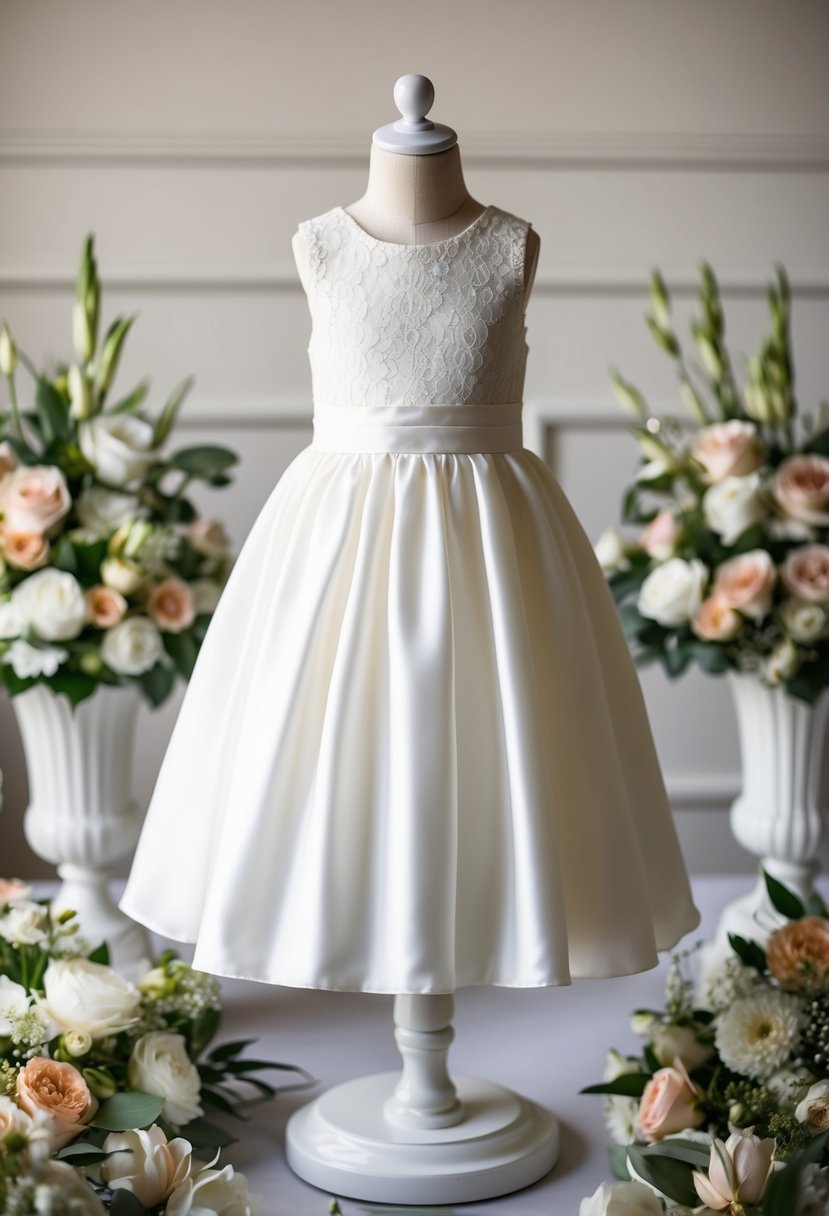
[336,204,494,250]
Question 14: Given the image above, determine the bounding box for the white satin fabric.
[121,201,699,992]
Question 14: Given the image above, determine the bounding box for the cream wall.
[1,0,828,877]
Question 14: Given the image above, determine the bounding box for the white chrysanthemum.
[798,1162,829,1216]
[603,1094,639,1146]
[715,989,804,1079]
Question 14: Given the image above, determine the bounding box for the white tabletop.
[114,874,747,1215]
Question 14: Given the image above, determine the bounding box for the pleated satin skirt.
[120,411,699,992]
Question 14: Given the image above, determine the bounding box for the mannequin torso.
[292,144,540,309]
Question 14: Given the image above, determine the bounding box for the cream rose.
[166,1162,260,1216]
[703,472,765,545]
[713,549,776,621]
[39,957,142,1039]
[0,465,71,535]
[774,454,829,526]
[79,415,157,487]
[692,420,763,483]
[101,615,165,675]
[16,1056,98,1149]
[183,518,231,559]
[781,545,829,606]
[102,1124,194,1208]
[779,598,829,643]
[640,508,682,560]
[86,585,127,629]
[75,486,144,539]
[594,528,630,574]
[128,1032,203,1126]
[2,529,50,572]
[146,578,196,633]
[637,558,708,626]
[693,594,743,642]
[796,1081,829,1134]
[637,1059,702,1142]
[13,568,88,640]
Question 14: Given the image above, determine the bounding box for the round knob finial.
[372,73,457,156]
[394,74,435,129]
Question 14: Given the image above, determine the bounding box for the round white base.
[286,1071,559,1205]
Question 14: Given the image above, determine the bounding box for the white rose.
[779,598,829,643]
[0,900,50,945]
[100,556,144,596]
[579,1180,663,1216]
[75,487,144,540]
[101,615,164,675]
[2,639,68,679]
[796,1081,829,1134]
[638,558,708,626]
[190,578,223,614]
[166,1162,260,1216]
[129,1032,203,1126]
[79,415,157,487]
[594,528,630,574]
[703,472,765,545]
[0,597,24,639]
[650,1023,714,1071]
[13,569,88,641]
[102,1125,194,1208]
[38,958,141,1039]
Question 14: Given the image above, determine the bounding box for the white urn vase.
[12,682,151,970]
[706,671,829,963]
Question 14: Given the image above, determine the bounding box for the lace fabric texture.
[298,205,530,407]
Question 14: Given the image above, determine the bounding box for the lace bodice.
[297,204,531,408]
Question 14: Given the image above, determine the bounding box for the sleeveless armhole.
[296,216,323,313]
[511,216,532,313]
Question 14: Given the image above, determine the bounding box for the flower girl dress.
[120,202,699,992]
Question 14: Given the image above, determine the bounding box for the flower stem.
[5,373,22,441]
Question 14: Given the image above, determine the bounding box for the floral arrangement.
[0,878,310,1213]
[580,872,829,1214]
[596,264,829,703]
[0,236,238,709]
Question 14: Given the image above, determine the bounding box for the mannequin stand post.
[285,993,559,1204]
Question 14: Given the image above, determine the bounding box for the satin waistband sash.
[311,402,524,454]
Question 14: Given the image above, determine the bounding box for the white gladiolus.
[779,598,829,643]
[703,473,765,545]
[128,1032,203,1126]
[638,558,708,627]
[101,615,164,675]
[38,958,142,1039]
[579,1180,663,1216]
[594,528,631,574]
[13,569,88,641]
[1,639,68,679]
[79,415,157,487]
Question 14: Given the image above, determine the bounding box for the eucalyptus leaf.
[608,1143,631,1180]
[91,1091,165,1131]
[643,1138,711,1167]
[626,1146,698,1208]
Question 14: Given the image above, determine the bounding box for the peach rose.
[781,545,829,606]
[774,454,829,527]
[692,420,763,483]
[0,465,71,535]
[693,594,743,641]
[767,916,829,991]
[16,1056,98,1149]
[86,585,128,629]
[0,441,18,479]
[146,578,195,634]
[637,1058,703,1142]
[2,528,50,571]
[640,508,682,560]
[713,549,776,620]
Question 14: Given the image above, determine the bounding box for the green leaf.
[207,1037,257,1063]
[689,641,730,674]
[171,445,238,478]
[47,671,97,708]
[162,630,199,679]
[806,893,828,918]
[136,661,176,708]
[110,1190,149,1216]
[108,378,151,415]
[180,1116,238,1150]
[51,536,79,574]
[804,425,829,457]
[91,1091,165,1131]
[626,1146,698,1208]
[87,942,110,965]
[643,1044,661,1075]
[728,932,768,973]
[728,522,767,554]
[644,1138,711,1167]
[608,1144,631,1181]
[764,869,806,920]
[56,1142,116,1166]
[153,375,194,446]
[201,1086,247,1119]
[581,1074,651,1098]
[190,1005,221,1055]
[35,377,71,442]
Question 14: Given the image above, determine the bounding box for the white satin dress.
[120,203,699,993]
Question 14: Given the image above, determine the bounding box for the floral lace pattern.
[298,205,531,407]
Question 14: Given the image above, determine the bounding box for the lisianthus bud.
[695,331,723,382]
[73,300,94,363]
[60,1029,93,1059]
[630,1010,658,1036]
[96,315,134,395]
[0,323,18,376]
[68,364,95,420]
[82,1067,117,1101]
[729,1101,748,1125]
[647,315,679,356]
[680,379,708,424]
[138,965,176,999]
[649,270,671,329]
[609,368,647,418]
[79,649,104,676]
[101,556,144,596]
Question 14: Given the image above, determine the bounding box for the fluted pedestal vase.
[12,682,151,971]
[706,671,829,965]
